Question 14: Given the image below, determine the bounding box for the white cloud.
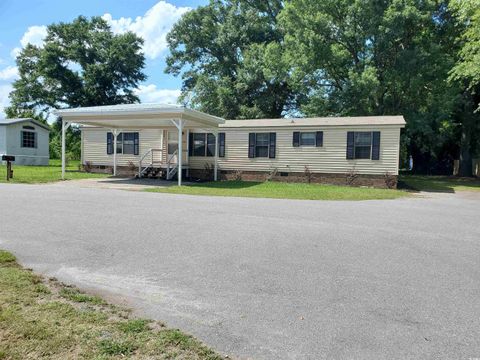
[0,66,19,81]
[134,84,181,104]
[0,84,13,118]
[102,1,190,59]
[11,25,48,59]
[20,25,48,48]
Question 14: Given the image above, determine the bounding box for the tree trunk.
[458,123,472,177]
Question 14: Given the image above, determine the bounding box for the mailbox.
[2,155,15,162]
[2,155,14,181]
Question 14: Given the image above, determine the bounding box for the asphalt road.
[0,183,479,359]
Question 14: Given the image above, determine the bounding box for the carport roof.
[54,103,225,129]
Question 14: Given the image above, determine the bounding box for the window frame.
[107,132,139,155]
[299,132,316,146]
[189,132,217,157]
[192,133,207,157]
[293,131,323,147]
[353,131,372,160]
[254,133,270,158]
[21,130,37,148]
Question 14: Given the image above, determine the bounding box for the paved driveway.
[0,183,479,359]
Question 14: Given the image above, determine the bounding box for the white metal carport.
[55,104,225,186]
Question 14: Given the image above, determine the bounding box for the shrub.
[83,161,92,173]
[345,167,358,186]
[384,172,397,189]
[204,163,214,181]
[304,165,313,183]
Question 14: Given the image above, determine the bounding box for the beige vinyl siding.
[189,125,402,175]
[82,128,162,166]
[81,128,189,166]
[81,124,402,176]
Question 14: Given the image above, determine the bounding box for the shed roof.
[221,116,406,128]
[0,118,51,131]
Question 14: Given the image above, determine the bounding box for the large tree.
[165,0,297,119]
[279,0,461,173]
[449,0,480,175]
[7,16,146,159]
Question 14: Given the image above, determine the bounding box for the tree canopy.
[7,16,147,159]
[167,0,479,175]
[166,0,296,119]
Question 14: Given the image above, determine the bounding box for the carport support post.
[61,118,71,180]
[171,119,184,186]
[112,129,118,176]
[213,130,219,181]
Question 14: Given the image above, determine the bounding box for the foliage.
[448,0,480,174]
[166,0,297,119]
[279,0,462,173]
[6,16,146,160]
[449,0,480,105]
[166,0,480,175]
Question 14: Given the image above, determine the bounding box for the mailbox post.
[2,155,15,181]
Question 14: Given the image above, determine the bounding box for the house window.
[293,131,323,147]
[346,131,380,160]
[21,131,36,148]
[300,132,316,146]
[255,133,270,157]
[122,133,136,154]
[107,132,139,155]
[189,133,223,157]
[354,132,372,159]
[248,133,276,158]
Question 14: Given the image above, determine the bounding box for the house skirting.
[83,164,136,176]
[84,164,397,189]
[189,169,397,189]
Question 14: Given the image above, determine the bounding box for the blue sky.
[0,0,208,119]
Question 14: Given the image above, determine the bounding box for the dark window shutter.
[316,131,323,147]
[219,132,225,157]
[346,132,354,159]
[133,132,139,155]
[107,132,113,154]
[248,133,256,158]
[207,133,215,157]
[188,132,193,156]
[293,132,300,147]
[269,132,276,159]
[371,131,380,160]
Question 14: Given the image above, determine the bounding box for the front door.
[167,130,178,164]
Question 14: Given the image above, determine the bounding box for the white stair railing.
[138,148,162,178]
[166,149,178,180]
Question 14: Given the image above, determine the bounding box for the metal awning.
[54,103,225,186]
[54,103,225,129]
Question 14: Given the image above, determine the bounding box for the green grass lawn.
[0,249,221,360]
[147,180,408,200]
[399,175,480,193]
[0,159,106,184]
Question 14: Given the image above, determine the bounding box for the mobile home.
[56,104,405,188]
[0,118,50,166]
